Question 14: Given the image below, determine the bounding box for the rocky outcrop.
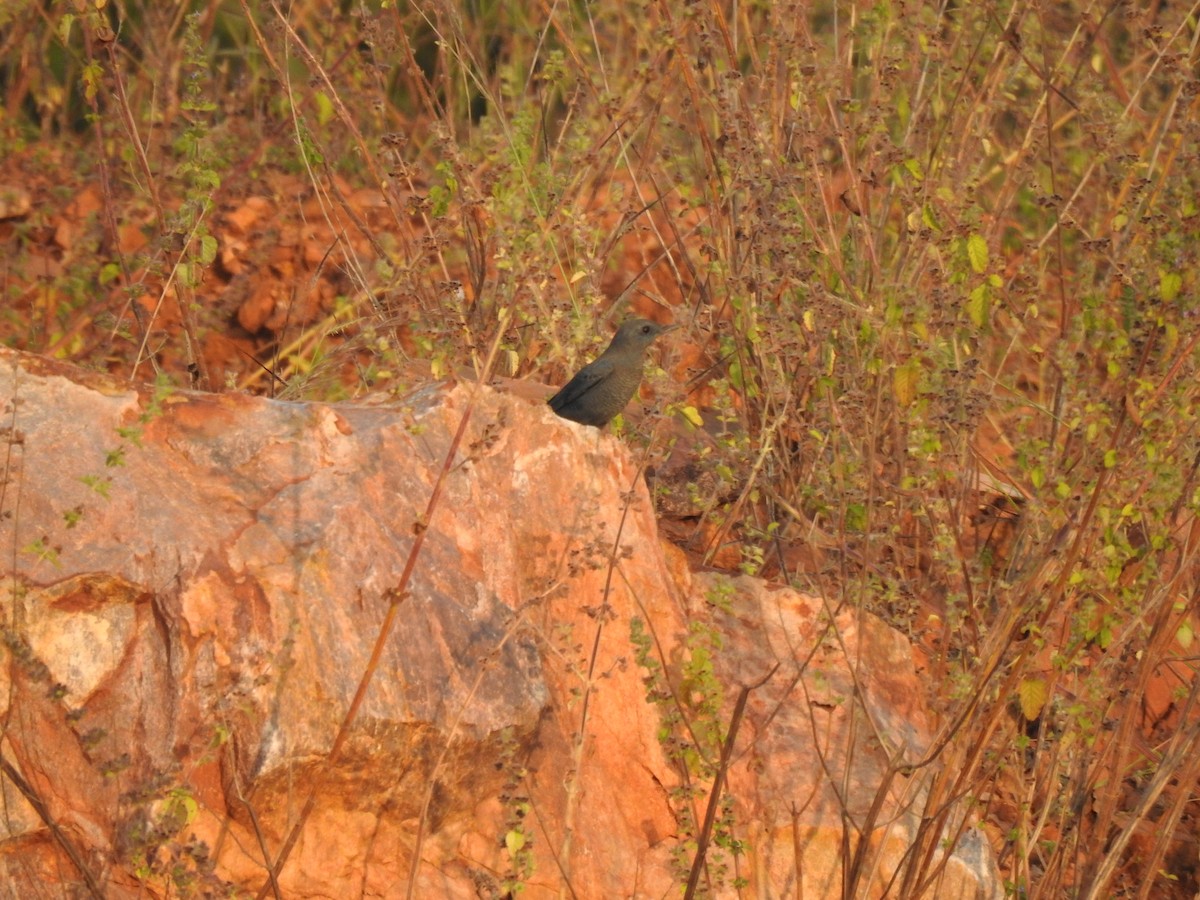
[0,348,1000,898]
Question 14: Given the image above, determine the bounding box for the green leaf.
[1160,270,1182,303]
[966,284,989,328]
[896,89,910,129]
[82,62,104,103]
[198,234,218,266]
[1178,621,1194,649]
[167,790,199,827]
[314,91,335,126]
[967,234,988,274]
[80,474,112,499]
[728,359,744,391]
[845,503,867,532]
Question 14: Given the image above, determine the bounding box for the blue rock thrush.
[548,318,676,427]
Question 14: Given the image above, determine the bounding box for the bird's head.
[609,318,678,354]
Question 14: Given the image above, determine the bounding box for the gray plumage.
[548,318,675,427]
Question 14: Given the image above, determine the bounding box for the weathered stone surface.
[0,347,1000,898]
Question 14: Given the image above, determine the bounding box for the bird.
[548,318,677,427]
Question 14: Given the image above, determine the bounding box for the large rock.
[0,348,1000,898]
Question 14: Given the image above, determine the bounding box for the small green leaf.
[23,539,60,566]
[99,262,122,285]
[80,474,112,499]
[680,405,704,428]
[896,89,910,129]
[1177,621,1194,649]
[967,234,989,274]
[1160,270,1182,303]
[82,61,104,103]
[314,91,335,126]
[845,503,867,532]
[966,284,989,328]
[728,360,744,391]
[505,829,526,856]
[198,234,218,266]
[168,791,199,827]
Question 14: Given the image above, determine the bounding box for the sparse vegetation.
[1,0,1198,896]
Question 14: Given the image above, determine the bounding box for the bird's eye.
[641,325,651,334]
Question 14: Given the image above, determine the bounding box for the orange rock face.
[0,348,998,898]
